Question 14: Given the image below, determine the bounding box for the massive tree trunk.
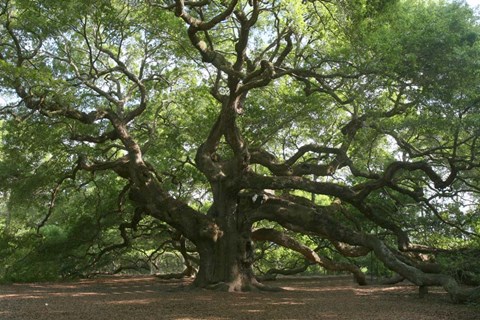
[125,157,257,290]
[193,187,258,291]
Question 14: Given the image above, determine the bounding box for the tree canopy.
[1,0,480,302]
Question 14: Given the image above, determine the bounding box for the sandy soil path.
[0,276,478,319]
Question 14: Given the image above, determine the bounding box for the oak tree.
[1,0,480,302]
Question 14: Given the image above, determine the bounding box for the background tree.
[1,0,480,302]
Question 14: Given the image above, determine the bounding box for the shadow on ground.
[0,276,478,320]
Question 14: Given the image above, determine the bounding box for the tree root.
[201,280,284,292]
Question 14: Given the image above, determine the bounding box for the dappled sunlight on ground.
[0,276,478,320]
[105,298,158,305]
[354,284,416,296]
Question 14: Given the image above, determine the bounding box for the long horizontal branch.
[246,150,412,249]
[249,197,480,303]
[355,160,459,200]
[251,228,366,285]
[78,154,131,178]
[70,130,119,143]
[241,171,358,201]
[250,146,378,179]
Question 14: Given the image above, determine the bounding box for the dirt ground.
[0,275,478,320]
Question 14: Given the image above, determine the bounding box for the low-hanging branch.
[250,196,480,303]
[251,228,367,285]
